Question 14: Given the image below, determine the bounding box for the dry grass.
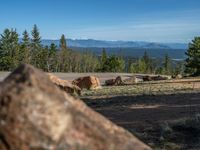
[155,114,200,149]
[81,81,200,97]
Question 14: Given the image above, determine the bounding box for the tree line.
[127,52,184,76]
[0,25,99,72]
[0,25,129,73]
[0,25,199,76]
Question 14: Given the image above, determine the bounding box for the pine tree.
[48,43,57,72]
[58,34,69,72]
[0,26,105,73]
[142,51,150,65]
[102,55,125,72]
[60,34,67,50]
[174,62,184,76]
[141,51,151,73]
[127,59,132,73]
[129,63,138,73]
[100,48,108,71]
[0,28,19,70]
[30,24,42,67]
[163,54,171,75]
[20,30,30,64]
[138,58,146,73]
[31,24,41,46]
[37,46,49,71]
[22,30,30,45]
[185,37,200,76]
[49,43,57,55]
[101,48,107,64]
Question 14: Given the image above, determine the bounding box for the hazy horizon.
[43,38,189,44]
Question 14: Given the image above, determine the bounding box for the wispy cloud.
[62,9,200,43]
[66,19,200,43]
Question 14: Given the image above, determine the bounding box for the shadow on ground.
[83,92,200,149]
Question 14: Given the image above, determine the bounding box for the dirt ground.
[83,92,200,149]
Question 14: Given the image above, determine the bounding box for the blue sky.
[0,0,200,43]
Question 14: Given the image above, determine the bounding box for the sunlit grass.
[81,82,200,97]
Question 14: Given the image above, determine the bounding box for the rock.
[143,76,152,81]
[0,64,151,150]
[105,76,124,86]
[152,75,168,81]
[123,76,143,84]
[159,75,171,80]
[135,76,144,83]
[105,78,116,86]
[48,73,81,95]
[166,75,172,80]
[105,76,144,86]
[72,76,101,90]
[115,76,124,85]
[108,75,145,86]
[175,74,182,79]
[143,75,170,81]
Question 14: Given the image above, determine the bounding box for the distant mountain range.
[41,39,188,50]
[40,39,188,59]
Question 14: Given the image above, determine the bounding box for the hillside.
[41,39,187,59]
[72,47,186,59]
[42,39,188,49]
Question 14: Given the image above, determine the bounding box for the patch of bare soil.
[83,92,200,149]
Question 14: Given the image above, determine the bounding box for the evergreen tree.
[129,57,147,74]
[49,43,57,55]
[127,59,133,73]
[142,51,150,65]
[100,48,108,71]
[138,58,146,73]
[31,24,41,46]
[80,51,100,72]
[163,54,171,75]
[142,51,150,73]
[58,34,69,72]
[0,28,19,70]
[101,48,107,64]
[129,62,138,73]
[0,26,103,73]
[103,55,125,72]
[37,46,49,71]
[173,62,184,76]
[48,43,57,72]
[60,34,67,50]
[20,30,30,64]
[22,30,30,45]
[30,24,42,67]
[155,67,163,75]
[185,37,200,76]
